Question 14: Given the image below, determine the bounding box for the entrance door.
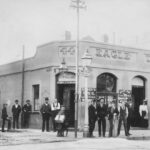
[132,86,146,127]
[57,84,75,127]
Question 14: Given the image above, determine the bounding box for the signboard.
[57,72,75,84]
[81,88,96,101]
[118,89,131,102]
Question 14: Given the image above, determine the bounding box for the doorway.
[132,86,146,127]
[57,84,75,127]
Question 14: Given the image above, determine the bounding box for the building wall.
[1,40,150,130]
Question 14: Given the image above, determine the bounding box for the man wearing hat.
[40,97,51,132]
[126,99,134,135]
[51,98,60,132]
[117,100,129,136]
[22,100,32,128]
[107,100,119,137]
[12,100,21,129]
[88,99,97,137]
[96,98,107,137]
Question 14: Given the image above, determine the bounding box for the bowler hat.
[15,99,18,102]
[45,97,49,101]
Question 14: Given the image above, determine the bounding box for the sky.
[0,0,150,64]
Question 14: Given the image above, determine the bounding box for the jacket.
[89,104,97,121]
[1,107,8,119]
[107,106,119,120]
[22,104,32,114]
[12,104,21,117]
[40,103,51,115]
[96,104,107,119]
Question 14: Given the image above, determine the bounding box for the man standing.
[1,104,8,132]
[117,101,129,136]
[40,97,51,132]
[126,99,133,135]
[88,99,97,137]
[107,100,119,137]
[51,98,60,132]
[22,100,32,128]
[96,98,107,137]
[12,100,21,129]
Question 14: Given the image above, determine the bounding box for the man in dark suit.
[107,100,119,137]
[1,104,8,132]
[40,97,51,132]
[88,99,97,137]
[12,100,21,129]
[96,98,107,137]
[117,101,129,136]
[22,100,32,128]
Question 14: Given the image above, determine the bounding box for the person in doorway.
[22,100,32,128]
[126,99,134,135]
[51,98,60,132]
[88,99,97,137]
[96,98,107,137]
[40,97,51,132]
[139,99,148,127]
[107,100,119,137]
[12,100,21,129]
[117,101,129,136]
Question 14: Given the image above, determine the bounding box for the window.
[33,84,40,111]
[97,73,116,93]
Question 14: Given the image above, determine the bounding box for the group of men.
[88,98,133,137]
[1,98,61,132]
[1,99,32,132]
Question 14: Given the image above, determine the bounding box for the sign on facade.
[118,89,132,102]
[81,88,96,101]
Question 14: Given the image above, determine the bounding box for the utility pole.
[70,0,86,138]
[21,45,25,128]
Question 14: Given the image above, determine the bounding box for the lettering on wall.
[95,48,130,60]
[58,46,75,57]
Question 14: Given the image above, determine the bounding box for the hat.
[92,99,96,102]
[15,99,18,102]
[45,97,49,101]
[100,98,104,102]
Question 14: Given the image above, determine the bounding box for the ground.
[0,129,150,150]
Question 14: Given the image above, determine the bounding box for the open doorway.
[132,86,145,127]
[56,84,75,127]
[131,76,148,128]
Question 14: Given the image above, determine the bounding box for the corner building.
[0,40,150,130]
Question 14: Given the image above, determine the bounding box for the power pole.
[21,45,25,128]
[70,0,86,138]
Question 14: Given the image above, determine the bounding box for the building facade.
[0,40,150,130]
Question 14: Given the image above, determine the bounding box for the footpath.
[0,128,150,146]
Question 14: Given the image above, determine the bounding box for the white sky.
[0,0,150,64]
